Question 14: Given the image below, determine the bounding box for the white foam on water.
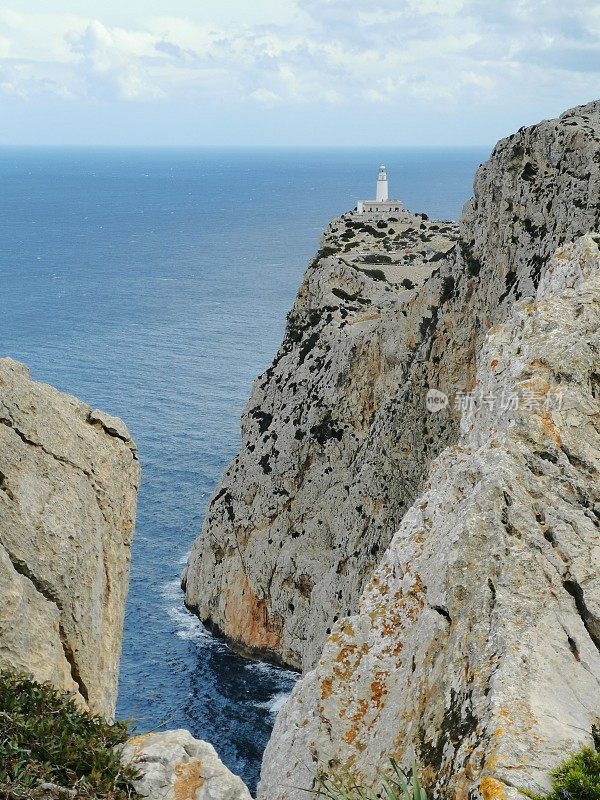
[244,660,280,676]
[161,578,209,642]
[245,659,299,683]
[253,691,292,717]
[269,691,291,715]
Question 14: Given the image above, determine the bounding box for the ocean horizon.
[0,145,489,791]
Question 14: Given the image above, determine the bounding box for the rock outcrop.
[122,730,252,800]
[0,358,139,718]
[259,234,600,800]
[184,100,600,673]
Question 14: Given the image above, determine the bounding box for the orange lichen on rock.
[332,641,369,681]
[224,574,282,652]
[370,670,389,709]
[480,776,506,800]
[321,677,333,700]
[343,727,358,745]
[173,761,204,800]
[126,733,152,756]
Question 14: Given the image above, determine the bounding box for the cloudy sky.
[1,0,598,145]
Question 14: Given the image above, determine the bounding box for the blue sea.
[0,146,489,792]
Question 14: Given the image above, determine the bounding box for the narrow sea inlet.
[0,146,487,791]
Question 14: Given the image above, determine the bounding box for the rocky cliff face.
[184,100,600,673]
[259,233,600,800]
[0,359,139,718]
[183,211,460,670]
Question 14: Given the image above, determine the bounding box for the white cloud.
[0,0,597,112]
[66,21,167,100]
[0,9,84,62]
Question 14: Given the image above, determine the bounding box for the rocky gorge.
[0,99,599,800]
[0,361,251,800]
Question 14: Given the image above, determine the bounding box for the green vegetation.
[311,759,427,800]
[360,254,393,264]
[310,748,600,800]
[525,747,600,800]
[0,671,139,800]
[319,246,339,259]
[354,266,389,282]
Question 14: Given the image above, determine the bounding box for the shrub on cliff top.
[311,759,427,800]
[0,670,139,800]
[526,747,600,800]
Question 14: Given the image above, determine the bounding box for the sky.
[0,0,599,146]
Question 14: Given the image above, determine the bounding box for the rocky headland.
[182,100,600,799]
[182,209,460,670]
[184,101,600,675]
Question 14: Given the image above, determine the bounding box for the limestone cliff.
[0,358,139,718]
[259,233,600,800]
[184,100,600,672]
[183,211,459,669]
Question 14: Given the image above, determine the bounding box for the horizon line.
[0,142,493,150]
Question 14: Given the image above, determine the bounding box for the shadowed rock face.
[0,358,139,718]
[258,233,600,800]
[184,101,600,675]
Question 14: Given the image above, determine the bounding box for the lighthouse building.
[357,166,405,215]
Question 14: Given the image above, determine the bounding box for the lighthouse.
[376,165,389,202]
[357,166,404,216]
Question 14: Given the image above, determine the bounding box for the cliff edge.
[183,208,459,670]
[184,100,600,673]
[0,358,139,718]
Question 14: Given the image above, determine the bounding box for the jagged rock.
[258,234,600,800]
[183,100,600,672]
[121,730,252,800]
[0,358,139,718]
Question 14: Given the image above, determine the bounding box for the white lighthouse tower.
[376,165,389,202]
[357,166,404,216]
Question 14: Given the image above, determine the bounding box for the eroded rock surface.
[259,234,600,800]
[0,358,139,717]
[183,211,460,670]
[122,730,252,800]
[184,100,600,672]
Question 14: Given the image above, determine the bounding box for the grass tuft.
[0,670,139,800]
[309,759,427,800]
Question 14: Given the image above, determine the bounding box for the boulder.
[121,730,252,800]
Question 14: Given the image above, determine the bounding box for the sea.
[0,146,489,792]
